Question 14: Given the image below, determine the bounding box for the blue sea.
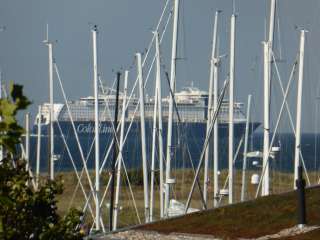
[27,121,320,173]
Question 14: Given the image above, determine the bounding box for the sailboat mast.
[165,0,179,217]
[92,25,100,231]
[25,113,30,172]
[153,31,165,218]
[228,14,236,204]
[204,10,220,206]
[136,53,150,223]
[110,72,121,231]
[44,36,54,181]
[262,0,276,196]
[36,106,42,189]
[241,95,252,201]
[113,70,128,230]
[262,41,270,196]
[294,30,306,187]
[150,67,158,222]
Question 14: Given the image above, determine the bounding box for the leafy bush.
[0,83,85,239]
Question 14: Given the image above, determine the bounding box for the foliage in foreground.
[0,83,85,239]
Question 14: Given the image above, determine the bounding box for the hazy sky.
[1,0,320,133]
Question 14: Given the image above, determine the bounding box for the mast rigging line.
[48,1,171,228]
[99,9,172,174]
[271,51,310,184]
[185,79,230,213]
[80,1,173,178]
[56,120,96,221]
[75,7,173,227]
[163,71,207,209]
[64,9,173,219]
[55,62,140,229]
[255,57,299,198]
[55,62,107,230]
[54,62,97,203]
[68,76,118,210]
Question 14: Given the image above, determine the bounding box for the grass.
[137,186,320,239]
[49,168,320,233]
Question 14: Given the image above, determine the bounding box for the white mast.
[213,30,220,208]
[136,53,150,223]
[155,31,165,219]
[262,0,277,196]
[150,65,158,222]
[44,31,54,180]
[294,30,306,187]
[113,71,128,230]
[92,25,100,231]
[204,10,220,206]
[36,106,42,189]
[262,41,270,196]
[165,0,179,217]
[150,31,165,220]
[25,113,30,171]
[241,95,252,202]
[268,0,276,49]
[228,14,236,204]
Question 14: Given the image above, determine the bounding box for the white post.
[262,41,270,196]
[294,30,306,187]
[241,95,252,202]
[113,70,128,230]
[261,0,276,196]
[150,69,158,222]
[25,113,30,171]
[136,53,150,223]
[165,0,179,217]
[268,0,276,48]
[36,106,42,189]
[228,14,236,204]
[92,25,100,231]
[44,37,54,180]
[213,40,220,207]
[204,10,219,206]
[155,31,164,218]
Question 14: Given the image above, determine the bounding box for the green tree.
[0,83,85,239]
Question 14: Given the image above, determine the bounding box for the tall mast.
[294,30,306,187]
[25,113,30,172]
[213,23,220,208]
[150,65,158,222]
[92,25,100,231]
[110,72,121,231]
[165,0,179,217]
[204,10,220,206]
[262,41,270,196]
[262,0,277,196]
[36,106,42,189]
[136,53,150,223]
[241,95,252,201]
[150,31,165,219]
[155,31,164,218]
[268,0,276,48]
[113,71,128,230]
[228,14,236,204]
[44,30,54,180]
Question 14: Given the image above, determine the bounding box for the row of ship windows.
[58,106,242,121]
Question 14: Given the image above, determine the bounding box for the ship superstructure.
[36,86,247,125]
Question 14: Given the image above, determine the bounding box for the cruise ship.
[31,86,260,171]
